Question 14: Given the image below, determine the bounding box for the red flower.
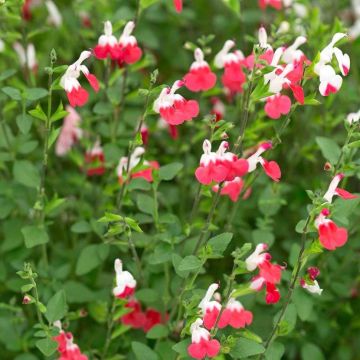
[265,95,291,119]
[173,0,183,12]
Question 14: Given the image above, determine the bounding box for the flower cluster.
[112,259,166,332]
[53,321,87,360]
[246,244,284,304]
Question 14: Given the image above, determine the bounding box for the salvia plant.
[0,0,359,359]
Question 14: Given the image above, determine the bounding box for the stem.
[102,297,117,359]
[152,183,160,230]
[30,278,45,327]
[189,183,202,224]
[126,227,144,284]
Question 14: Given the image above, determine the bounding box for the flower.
[13,42,38,72]
[315,209,348,251]
[187,319,220,359]
[140,125,149,146]
[173,0,183,12]
[22,295,32,304]
[55,106,82,156]
[323,173,358,203]
[45,0,62,27]
[153,80,199,125]
[117,21,142,65]
[245,243,271,271]
[210,97,225,121]
[265,94,292,119]
[121,300,146,329]
[300,279,323,295]
[85,141,105,176]
[246,142,281,181]
[259,0,282,10]
[281,36,307,64]
[184,48,217,92]
[60,51,99,107]
[212,177,244,202]
[218,298,253,329]
[158,118,179,139]
[198,283,221,330]
[117,147,159,183]
[94,21,120,60]
[250,276,281,304]
[143,308,165,332]
[113,258,137,298]
[346,110,360,125]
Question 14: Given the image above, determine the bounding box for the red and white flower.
[60,51,99,107]
[94,21,119,60]
[250,276,281,304]
[323,173,358,203]
[198,283,221,330]
[45,0,62,28]
[315,209,348,251]
[184,48,217,92]
[118,21,142,65]
[218,297,253,329]
[113,258,137,299]
[55,106,82,156]
[281,36,307,64]
[13,42,38,73]
[301,279,323,295]
[210,97,225,121]
[85,141,105,176]
[153,80,199,125]
[245,243,271,271]
[213,177,244,202]
[187,318,221,360]
[246,142,281,182]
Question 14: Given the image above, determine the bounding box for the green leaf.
[265,341,285,360]
[252,229,275,247]
[35,338,58,357]
[50,102,68,122]
[158,162,183,181]
[222,0,241,15]
[230,338,265,358]
[132,341,159,360]
[21,283,34,292]
[140,0,160,10]
[29,104,47,121]
[45,290,67,322]
[315,137,341,164]
[76,244,110,275]
[293,289,313,321]
[0,69,17,82]
[178,255,202,272]
[172,339,191,357]
[98,212,123,223]
[125,217,143,232]
[275,304,297,336]
[258,186,285,216]
[146,324,169,339]
[23,88,48,101]
[136,288,159,303]
[16,114,33,134]
[2,86,22,101]
[301,343,325,360]
[207,232,233,256]
[71,220,92,233]
[21,225,49,248]
[137,194,155,216]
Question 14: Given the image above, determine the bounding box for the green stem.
[102,297,117,359]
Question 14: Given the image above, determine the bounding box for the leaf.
[258,186,285,216]
[172,339,191,357]
[50,102,68,122]
[230,338,265,358]
[136,288,159,303]
[2,86,22,101]
[315,137,341,164]
[132,341,159,360]
[35,338,58,357]
[45,290,67,322]
[275,304,297,336]
[252,229,275,247]
[222,0,241,15]
[49,126,61,148]
[140,0,160,10]
[21,225,49,248]
[178,255,202,272]
[207,232,233,256]
[136,194,155,216]
[0,69,17,82]
[125,217,143,232]
[28,104,47,121]
[146,324,169,339]
[71,220,92,233]
[23,88,48,101]
[75,244,110,275]
[293,289,313,321]
[265,341,285,360]
[21,284,34,292]
[16,114,33,134]
[158,162,183,181]
[301,343,325,360]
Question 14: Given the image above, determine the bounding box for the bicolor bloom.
[94,21,119,60]
[55,106,82,156]
[282,36,307,64]
[45,0,62,27]
[246,142,281,182]
[60,51,99,107]
[173,0,183,12]
[257,26,273,50]
[117,147,159,183]
[13,42,37,72]
[198,283,221,330]
[245,243,271,272]
[153,81,199,125]
[300,279,323,295]
[210,97,225,121]
[315,209,348,251]
[214,40,246,93]
[184,48,217,92]
[259,0,282,10]
[118,21,142,65]
[113,258,137,298]
[218,298,253,329]
[314,33,350,96]
[250,276,281,304]
[346,110,360,124]
[187,318,220,359]
[85,141,105,176]
[53,321,88,360]
[323,173,358,203]
[213,177,244,202]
